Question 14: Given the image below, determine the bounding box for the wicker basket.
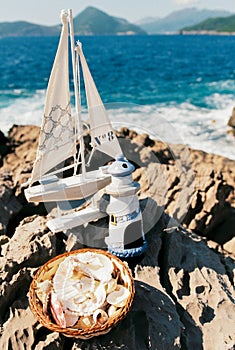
[29,248,135,339]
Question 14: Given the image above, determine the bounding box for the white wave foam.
[106,99,235,160]
[0,90,45,133]
[0,92,234,160]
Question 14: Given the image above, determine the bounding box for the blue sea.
[0,35,235,160]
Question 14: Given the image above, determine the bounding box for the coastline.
[180,30,235,36]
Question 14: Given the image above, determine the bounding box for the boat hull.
[47,206,107,233]
[25,171,111,202]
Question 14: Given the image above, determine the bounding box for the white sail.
[30,11,76,184]
[77,44,122,159]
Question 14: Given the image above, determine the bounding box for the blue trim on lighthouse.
[108,239,148,258]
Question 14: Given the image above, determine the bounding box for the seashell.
[35,280,52,313]
[50,291,66,328]
[107,304,118,317]
[74,252,114,282]
[35,280,52,302]
[73,294,87,304]
[94,282,107,307]
[93,309,109,325]
[53,257,76,301]
[76,276,94,294]
[53,257,95,306]
[72,265,91,280]
[64,309,79,327]
[107,285,130,308]
[111,263,120,279]
[76,316,94,329]
[42,264,58,281]
[105,277,118,294]
[61,279,107,316]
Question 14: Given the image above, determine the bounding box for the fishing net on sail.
[31,12,76,184]
[38,103,75,155]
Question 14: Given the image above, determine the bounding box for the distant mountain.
[0,6,146,38]
[135,16,160,26]
[137,8,233,34]
[182,14,235,33]
[73,6,146,35]
[0,21,60,37]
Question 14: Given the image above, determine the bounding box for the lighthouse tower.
[105,155,147,258]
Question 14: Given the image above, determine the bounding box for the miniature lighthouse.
[105,155,147,258]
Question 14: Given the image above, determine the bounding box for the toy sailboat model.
[24,9,122,203]
[24,9,147,258]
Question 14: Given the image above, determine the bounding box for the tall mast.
[68,9,86,177]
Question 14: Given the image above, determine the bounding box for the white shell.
[53,257,80,301]
[76,316,94,329]
[74,252,114,282]
[108,304,118,317]
[64,309,79,327]
[107,285,130,308]
[105,277,118,294]
[50,291,66,328]
[35,280,52,304]
[93,309,109,325]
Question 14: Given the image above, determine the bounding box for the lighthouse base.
[107,239,148,258]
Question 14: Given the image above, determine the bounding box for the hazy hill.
[0,21,59,37]
[73,6,146,35]
[182,14,235,33]
[0,6,146,37]
[137,7,233,33]
[135,16,160,26]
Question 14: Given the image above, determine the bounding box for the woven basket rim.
[29,248,135,338]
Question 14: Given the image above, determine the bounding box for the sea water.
[0,34,234,160]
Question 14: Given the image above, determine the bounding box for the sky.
[0,0,235,25]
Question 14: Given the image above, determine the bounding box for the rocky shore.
[0,125,234,349]
[181,30,235,36]
[228,107,235,137]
